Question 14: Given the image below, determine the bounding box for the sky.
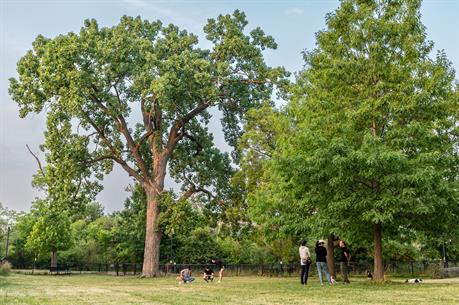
[1,0,458,213]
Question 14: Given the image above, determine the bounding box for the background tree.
[22,109,102,268]
[246,0,459,281]
[25,200,73,269]
[9,11,287,276]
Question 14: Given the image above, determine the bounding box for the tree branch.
[184,133,203,156]
[89,87,150,179]
[164,101,210,156]
[178,185,197,202]
[182,175,216,201]
[26,144,45,177]
[80,109,146,184]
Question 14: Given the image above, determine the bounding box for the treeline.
[3,194,457,269]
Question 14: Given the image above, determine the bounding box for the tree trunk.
[142,156,167,277]
[373,222,384,281]
[51,246,58,269]
[327,234,336,278]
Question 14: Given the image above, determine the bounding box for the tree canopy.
[241,0,459,280]
[9,11,288,276]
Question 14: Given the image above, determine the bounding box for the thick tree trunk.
[142,156,167,277]
[51,246,58,269]
[327,234,336,278]
[373,222,384,281]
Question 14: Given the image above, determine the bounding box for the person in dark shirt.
[315,240,332,285]
[211,259,225,282]
[339,240,351,284]
[203,266,214,282]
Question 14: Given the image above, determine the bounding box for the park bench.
[49,265,71,275]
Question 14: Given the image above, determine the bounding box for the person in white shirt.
[299,240,311,285]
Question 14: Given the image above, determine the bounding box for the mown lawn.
[0,273,458,305]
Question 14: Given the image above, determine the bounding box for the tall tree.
[9,12,287,276]
[281,0,458,280]
[24,113,102,268]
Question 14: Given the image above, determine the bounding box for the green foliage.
[175,227,221,264]
[241,0,459,263]
[25,202,73,257]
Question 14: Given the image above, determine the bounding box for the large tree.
[285,0,458,280]
[9,12,287,276]
[242,0,458,281]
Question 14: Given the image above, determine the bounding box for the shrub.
[0,261,11,276]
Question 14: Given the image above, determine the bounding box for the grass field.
[1,273,458,305]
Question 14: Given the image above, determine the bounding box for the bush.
[0,261,12,276]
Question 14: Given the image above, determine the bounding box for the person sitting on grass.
[179,266,194,283]
[203,266,214,282]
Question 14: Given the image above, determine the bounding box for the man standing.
[299,240,311,285]
[339,240,351,284]
[211,259,225,283]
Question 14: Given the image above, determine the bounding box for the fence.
[10,260,458,277]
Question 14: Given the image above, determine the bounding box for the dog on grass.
[366,270,373,280]
[330,275,337,285]
[405,278,423,283]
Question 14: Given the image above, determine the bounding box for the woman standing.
[299,240,311,285]
[315,240,332,285]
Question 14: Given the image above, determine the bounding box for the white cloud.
[285,7,304,16]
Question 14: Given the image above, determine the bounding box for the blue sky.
[1,0,458,213]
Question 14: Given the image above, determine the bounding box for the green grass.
[0,273,458,305]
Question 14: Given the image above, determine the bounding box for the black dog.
[366,270,373,280]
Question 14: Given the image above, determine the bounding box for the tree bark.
[51,246,58,269]
[327,234,336,278]
[142,156,167,277]
[373,222,384,281]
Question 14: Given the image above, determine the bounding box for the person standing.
[299,240,311,285]
[211,259,225,283]
[315,240,332,285]
[339,240,351,284]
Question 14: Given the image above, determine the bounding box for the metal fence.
[10,260,458,277]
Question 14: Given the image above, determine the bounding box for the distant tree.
[25,200,73,269]
[9,12,287,276]
[23,109,102,268]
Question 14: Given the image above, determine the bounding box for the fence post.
[134,263,137,275]
[410,261,414,276]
